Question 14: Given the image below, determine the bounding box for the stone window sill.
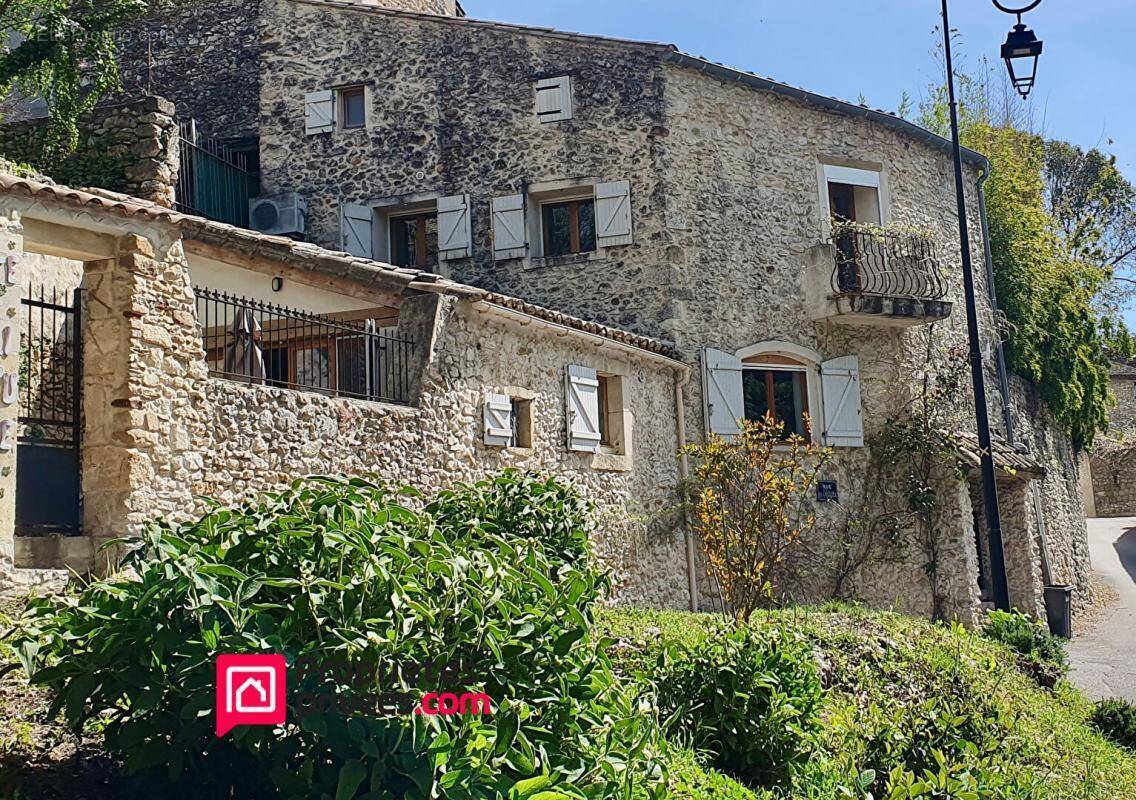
[591,449,632,473]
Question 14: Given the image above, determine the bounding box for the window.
[484,392,533,449]
[510,397,533,448]
[742,365,810,439]
[389,212,439,268]
[823,164,883,225]
[339,86,367,129]
[596,374,625,452]
[541,198,596,257]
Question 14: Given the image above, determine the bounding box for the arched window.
[736,343,822,439]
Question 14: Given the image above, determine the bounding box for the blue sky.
[468,0,1136,326]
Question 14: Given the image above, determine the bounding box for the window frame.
[388,210,437,269]
[817,161,889,236]
[335,84,370,131]
[735,342,824,443]
[510,396,534,449]
[540,196,597,258]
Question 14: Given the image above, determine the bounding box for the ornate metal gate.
[16,286,82,536]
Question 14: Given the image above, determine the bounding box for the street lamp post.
[938,0,1043,612]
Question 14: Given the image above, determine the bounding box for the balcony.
[806,225,953,327]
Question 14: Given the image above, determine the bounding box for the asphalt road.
[1067,517,1136,703]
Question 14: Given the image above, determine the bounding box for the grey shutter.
[566,364,601,452]
[703,348,744,439]
[483,393,513,447]
[821,355,864,447]
[305,90,335,135]
[595,179,632,247]
[491,194,527,259]
[341,202,373,258]
[437,194,472,259]
[535,76,572,122]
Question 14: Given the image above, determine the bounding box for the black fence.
[195,288,415,405]
[175,121,258,226]
[831,228,947,301]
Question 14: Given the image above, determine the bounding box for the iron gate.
[16,286,82,536]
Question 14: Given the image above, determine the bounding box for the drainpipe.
[674,365,699,612]
[977,164,1056,592]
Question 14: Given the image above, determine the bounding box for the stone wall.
[1088,372,1136,517]
[1106,373,1136,437]
[0,98,179,206]
[190,298,690,607]
[1006,375,1092,610]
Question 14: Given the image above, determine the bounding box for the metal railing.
[175,120,259,226]
[194,288,415,405]
[830,227,947,301]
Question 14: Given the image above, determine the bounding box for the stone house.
[2,0,1093,622]
[1088,360,1136,517]
[0,171,693,605]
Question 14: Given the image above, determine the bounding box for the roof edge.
[665,53,989,169]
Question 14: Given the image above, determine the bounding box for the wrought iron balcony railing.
[829,227,948,301]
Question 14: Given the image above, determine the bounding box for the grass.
[599,603,1136,799]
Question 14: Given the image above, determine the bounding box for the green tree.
[0,0,153,157]
[915,68,1125,449]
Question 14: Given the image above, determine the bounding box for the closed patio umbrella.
[223,307,265,383]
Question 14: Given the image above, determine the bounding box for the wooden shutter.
[483,393,513,447]
[566,364,601,452]
[595,180,632,247]
[341,202,373,258]
[437,194,472,259]
[305,90,335,135]
[535,76,572,122]
[821,355,864,447]
[703,348,744,439]
[491,194,527,259]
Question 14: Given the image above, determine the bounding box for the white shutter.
[437,194,472,259]
[595,180,632,247]
[491,194,527,259]
[305,90,335,135]
[566,364,601,453]
[535,76,572,122]
[703,348,744,440]
[341,202,373,258]
[821,356,864,447]
[483,393,513,447]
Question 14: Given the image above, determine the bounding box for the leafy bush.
[10,472,667,800]
[983,609,1068,686]
[682,417,831,620]
[653,622,823,788]
[1092,699,1136,750]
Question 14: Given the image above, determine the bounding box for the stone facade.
[1089,364,1136,517]
[1,0,1092,622]
[0,98,179,206]
[115,0,462,148]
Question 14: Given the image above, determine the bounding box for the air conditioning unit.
[249,193,308,236]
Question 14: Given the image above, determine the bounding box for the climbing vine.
[0,0,160,158]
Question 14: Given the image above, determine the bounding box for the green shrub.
[653,622,823,788]
[1092,698,1136,750]
[667,748,771,800]
[983,609,1068,686]
[10,472,668,800]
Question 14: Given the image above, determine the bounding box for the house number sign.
[816,480,839,503]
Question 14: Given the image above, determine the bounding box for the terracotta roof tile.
[0,173,682,361]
